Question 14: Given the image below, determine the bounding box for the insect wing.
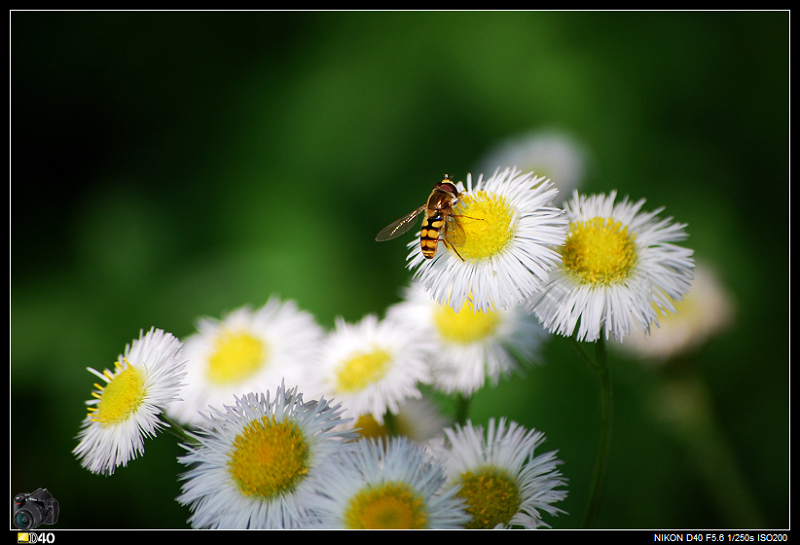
[443,214,466,247]
[375,206,425,242]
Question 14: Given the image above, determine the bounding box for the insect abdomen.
[420,213,445,259]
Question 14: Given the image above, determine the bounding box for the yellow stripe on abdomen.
[420,216,444,258]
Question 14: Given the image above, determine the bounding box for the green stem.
[569,336,595,369]
[159,413,197,445]
[655,372,768,528]
[384,411,400,437]
[575,334,613,529]
[454,393,471,426]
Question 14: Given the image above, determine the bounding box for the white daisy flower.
[308,314,432,425]
[73,327,186,475]
[529,190,695,343]
[167,297,324,427]
[387,282,546,396]
[430,418,567,529]
[615,261,735,362]
[304,437,470,529]
[407,167,568,313]
[177,383,356,529]
[475,128,590,200]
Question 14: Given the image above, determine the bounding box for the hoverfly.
[375,175,480,261]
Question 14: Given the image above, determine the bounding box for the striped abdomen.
[420,211,445,259]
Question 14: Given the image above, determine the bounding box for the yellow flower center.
[353,414,389,440]
[452,191,515,260]
[458,467,521,529]
[336,348,392,393]
[344,482,428,529]
[352,412,410,441]
[434,297,500,344]
[227,415,309,500]
[562,216,638,285]
[207,330,266,384]
[88,359,145,426]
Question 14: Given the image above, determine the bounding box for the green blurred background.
[11,11,788,529]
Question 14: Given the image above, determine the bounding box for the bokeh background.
[11,11,788,529]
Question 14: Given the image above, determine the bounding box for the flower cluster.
[73,162,698,529]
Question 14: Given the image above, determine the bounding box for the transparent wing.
[375,206,425,242]
[443,215,466,247]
